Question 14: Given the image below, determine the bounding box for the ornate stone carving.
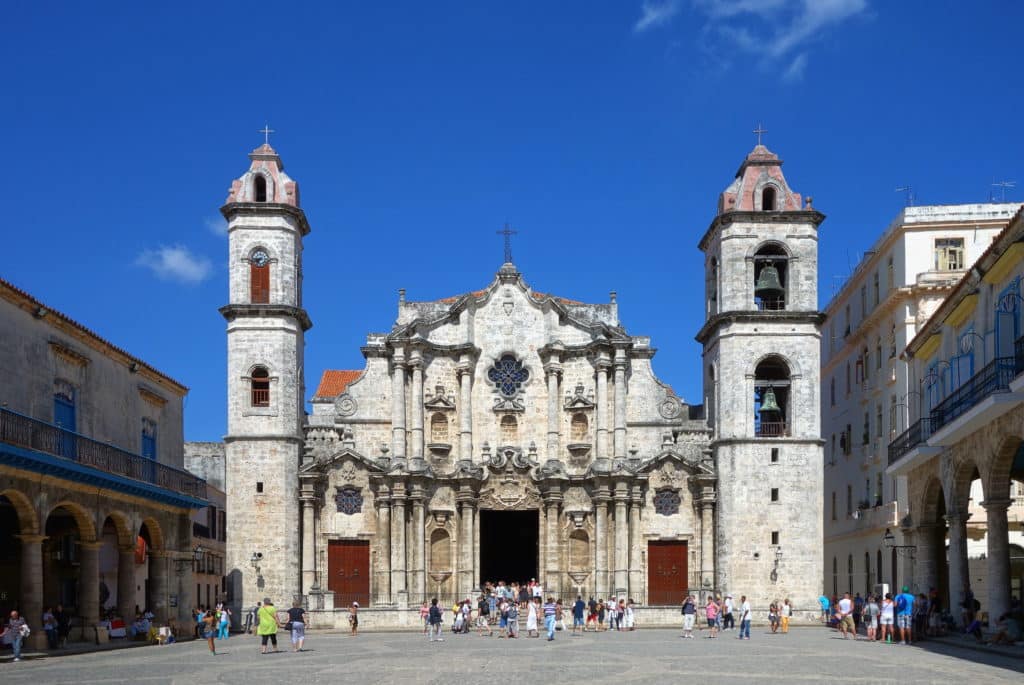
[479,473,542,510]
[488,445,535,471]
[563,384,596,410]
[659,396,682,419]
[334,393,357,417]
[653,489,681,516]
[339,461,358,483]
[335,486,363,514]
[423,385,456,411]
[656,464,679,487]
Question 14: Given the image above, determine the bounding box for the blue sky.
[2,1,1022,442]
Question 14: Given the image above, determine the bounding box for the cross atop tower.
[753,123,767,146]
[259,124,275,146]
[497,223,517,264]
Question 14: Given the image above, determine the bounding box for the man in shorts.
[896,586,916,645]
[476,595,493,636]
[572,595,585,635]
[837,592,855,639]
[681,595,696,638]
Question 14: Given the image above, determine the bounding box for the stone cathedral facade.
[221,141,824,626]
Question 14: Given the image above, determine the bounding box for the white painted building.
[821,203,1020,599]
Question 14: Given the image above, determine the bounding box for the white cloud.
[205,215,228,237]
[781,52,807,82]
[136,245,212,284]
[767,0,866,58]
[634,0,681,33]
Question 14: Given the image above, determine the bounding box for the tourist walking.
[607,598,618,631]
[624,599,635,631]
[738,596,751,640]
[257,598,280,654]
[419,601,430,635]
[681,595,696,638]
[1,610,28,662]
[864,595,879,642]
[543,597,557,641]
[54,604,70,648]
[507,599,519,638]
[597,598,607,631]
[526,597,540,637]
[780,598,792,634]
[217,605,231,640]
[722,594,735,631]
[818,594,831,623]
[768,601,780,634]
[837,592,855,639]
[428,598,444,642]
[704,596,719,638]
[349,602,360,637]
[879,593,895,643]
[42,607,58,649]
[287,601,307,652]
[895,586,915,645]
[572,596,585,635]
[201,609,218,655]
[477,595,493,636]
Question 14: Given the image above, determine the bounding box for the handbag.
[20,624,31,638]
[284,621,293,632]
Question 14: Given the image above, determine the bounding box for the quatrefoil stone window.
[653,489,681,516]
[487,354,530,398]
[335,486,363,515]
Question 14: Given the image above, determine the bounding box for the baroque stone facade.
[222,141,825,622]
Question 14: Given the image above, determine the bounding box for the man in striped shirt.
[543,598,558,641]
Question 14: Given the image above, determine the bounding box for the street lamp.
[250,551,263,573]
[882,528,916,558]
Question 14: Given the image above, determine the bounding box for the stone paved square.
[3,628,1023,685]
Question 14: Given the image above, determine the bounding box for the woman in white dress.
[623,600,635,631]
[526,597,539,637]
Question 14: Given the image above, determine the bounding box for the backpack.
[895,595,907,613]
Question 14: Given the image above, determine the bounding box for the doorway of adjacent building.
[479,509,538,586]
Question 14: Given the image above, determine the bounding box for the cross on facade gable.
[497,223,517,264]
[259,124,275,146]
[753,123,767,146]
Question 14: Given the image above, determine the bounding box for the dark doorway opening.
[479,509,538,586]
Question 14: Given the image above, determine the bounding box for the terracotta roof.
[531,292,583,305]
[313,369,361,399]
[436,290,486,304]
[0,276,188,394]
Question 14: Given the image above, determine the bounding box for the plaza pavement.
[2,627,1022,685]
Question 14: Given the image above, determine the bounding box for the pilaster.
[391,350,408,462]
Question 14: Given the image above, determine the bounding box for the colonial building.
[0,277,206,647]
[889,206,1024,621]
[822,204,1019,600]
[185,442,227,611]
[222,140,825,626]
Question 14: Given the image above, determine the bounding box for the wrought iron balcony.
[0,407,206,500]
[929,356,1017,431]
[888,417,935,465]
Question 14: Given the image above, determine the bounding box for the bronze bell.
[755,262,785,300]
[759,386,781,414]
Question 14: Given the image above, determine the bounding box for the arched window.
[251,366,270,407]
[762,186,776,211]
[876,549,883,585]
[753,243,788,311]
[500,415,518,444]
[847,554,854,594]
[250,249,270,304]
[754,356,790,437]
[430,413,449,443]
[864,552,871,595]
[832,557,838,596]
[254,175,267,202]
[570,413,588,442]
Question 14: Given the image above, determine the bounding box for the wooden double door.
[327,540,369,607]
[647,540,688,606]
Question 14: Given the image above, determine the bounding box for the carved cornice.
[48,340,89,367]
[220,201,311,236]
[698,209,825,251]
[219,303,313,331]
[695,309,824,344]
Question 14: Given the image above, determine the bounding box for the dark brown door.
[327,540,369,607]
[647,541,688,606]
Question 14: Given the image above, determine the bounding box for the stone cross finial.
[753,123,767,146]
[259,124,275,145]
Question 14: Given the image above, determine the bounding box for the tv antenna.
[992,180,1016,202]
[895,185,915,207]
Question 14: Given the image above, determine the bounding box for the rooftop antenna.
[992,180,1016,202]
[895,185,914,207]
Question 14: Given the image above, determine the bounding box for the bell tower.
[696,141,824,617]
[220,141,311,614]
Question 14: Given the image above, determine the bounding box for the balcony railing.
[755,298,786,311]
[929,356,1017,430]
[888,417,935,465]
[755,421,789,437]
[193,521,211,539]
[0,407,206,500]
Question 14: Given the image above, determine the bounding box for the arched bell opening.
[755,356,790,437]
[753,244,789,311]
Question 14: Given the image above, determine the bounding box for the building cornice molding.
[221,202,311,236]
[219,303,313,331]
[695,310,824,344]
[698,210,825,251]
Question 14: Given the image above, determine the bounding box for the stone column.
[700,496,716,592]
[117,544,137,619]
[613,349,627,458]
[78,541,102,625]
[595,357,610,458]
[544,492,562,598]
[458,497,475,598]
[391,350,408,462]
[457,359,474,461]
[376,496,392,603]
[945,509,970,614]
[301,494,317,595]
[545,362,562,461]
[613,485,628,596]
[593,490,609,599]
[17,535,46,649]
[910,525,937,593]
[628,486,643,599]
[411,492,426,601]
[391,487,408,603]
[410,351,425,458]
[983,498,1012,621]
[148,550,169,622]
